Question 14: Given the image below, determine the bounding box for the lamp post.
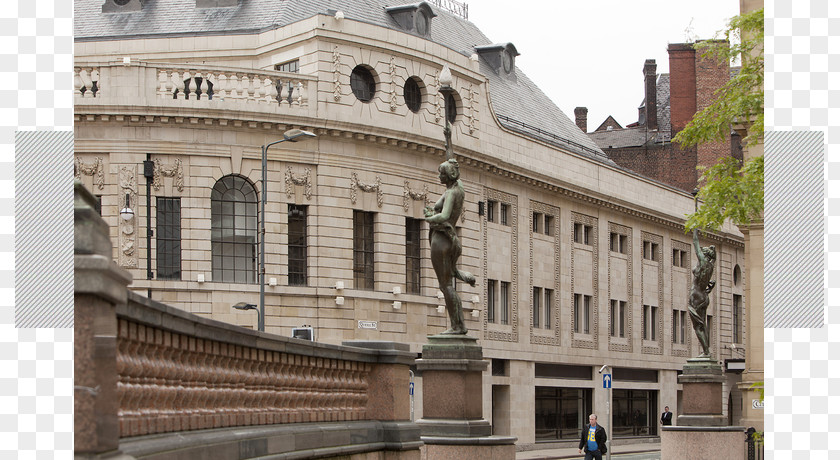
[438,65,455,161]
[257,128,317,332]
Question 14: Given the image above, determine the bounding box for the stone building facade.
[74,0,747,449]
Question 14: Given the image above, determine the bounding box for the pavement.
[516,442,661,460]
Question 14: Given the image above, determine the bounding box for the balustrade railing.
[73,62,315,110]
[115,312,370,437]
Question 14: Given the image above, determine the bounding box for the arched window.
[211,175,258,283]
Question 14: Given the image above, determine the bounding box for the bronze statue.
[424,123,475,334]
[688,225,716,358]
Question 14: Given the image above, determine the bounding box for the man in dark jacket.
[578,414,607,459]
[661,406,673,426]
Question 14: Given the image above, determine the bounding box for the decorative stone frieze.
[483,188,518,343]
[529,200,561,346]
[403,180,429,211]
[118,166,138,269]
[571,211,598,350]
[333,46,342,101]
[75,156,105,190]
[153,158,184,192]
[350,172,383,207]
[285,166,313,200]
[389,56,398,112]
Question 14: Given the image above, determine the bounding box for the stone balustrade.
[74,62,314,110]
[115,299,371,438]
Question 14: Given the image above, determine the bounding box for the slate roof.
[590,73,671,149]
[75,0,612,165]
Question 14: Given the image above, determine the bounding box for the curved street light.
[257,129,317,332]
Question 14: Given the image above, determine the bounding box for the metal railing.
[429,0,468,19]
[746,427,764,460]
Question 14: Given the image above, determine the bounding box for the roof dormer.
[102,0,145,13]
[475,43,519,79]
[385,2,437,38]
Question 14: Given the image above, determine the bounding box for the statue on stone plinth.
[688,192,716,358]
[424,66,476,334]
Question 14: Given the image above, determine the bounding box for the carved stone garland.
[434,70,443,123]
[119,166,138,268]
[350,173,383,208]
[403,181,429,211]
[333,46,342,102]
[389,56,398,112]
[153,158,184,192]
[75,157,105,190]
[285,167,312,200]
[466,84,478,134]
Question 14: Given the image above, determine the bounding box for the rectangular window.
[706,315,713,343]
[487,279,497,323]
[574,223,592,245]
[643,241,659,261]
[574,294,591,334]
[672,309,686,344]
[405,218,422,294]
[673,249,688,268]
[156,197,181,280]
[500,203,510,226]
[533,287,541,328]
[500,281,510,325]
[535,387,593,441]
[544,288,553,330]
[609,232,627,254]
[585,295,592,334]
[612,389,658,437]
[609,300,625,337]
[733,294,742,343]
[644,305,657,340]
[487,200,497,223]
[288,204,308,286]
[533,212,543,233]
[353,210,375,290]
[544,215,554,236]
[94,195,102,215]
[274,59,299,73]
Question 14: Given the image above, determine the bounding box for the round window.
[416,11,429,36]
[502,50,513,73]
[350,66,376,102]
[404,77,422,113]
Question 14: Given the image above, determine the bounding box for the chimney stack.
[574,107,588,133]
[643,59,658,130]
[668,43,697,137]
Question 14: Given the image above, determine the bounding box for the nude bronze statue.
[688,226,716,358]
[424,123,475,334]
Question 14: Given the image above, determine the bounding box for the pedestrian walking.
[578,414,608,460]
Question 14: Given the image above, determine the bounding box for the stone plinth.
[661,426,745,460]
[415,335,516,459]
[677,358,727,426]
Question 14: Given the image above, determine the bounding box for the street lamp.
[233,302,258,311]
[119,193,134,220]
[257,128,317,332]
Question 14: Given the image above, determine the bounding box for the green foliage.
[685,155,763,232]
[674,8,764,148]
[679,9,765,232]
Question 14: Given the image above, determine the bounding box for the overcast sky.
[467,0,740,132]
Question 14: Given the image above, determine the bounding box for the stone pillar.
[342,341,423,459]
[416,335,516,459]
[74,180,135,459]
[661,359,745,460]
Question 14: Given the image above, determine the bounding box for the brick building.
[74,0,747,450]
[583,43,742,193]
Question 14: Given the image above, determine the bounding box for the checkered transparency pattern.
[1,0,74,459]
[766,0,840,459]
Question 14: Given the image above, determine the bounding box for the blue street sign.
[409,382,414,396]
[603,373,612,389]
